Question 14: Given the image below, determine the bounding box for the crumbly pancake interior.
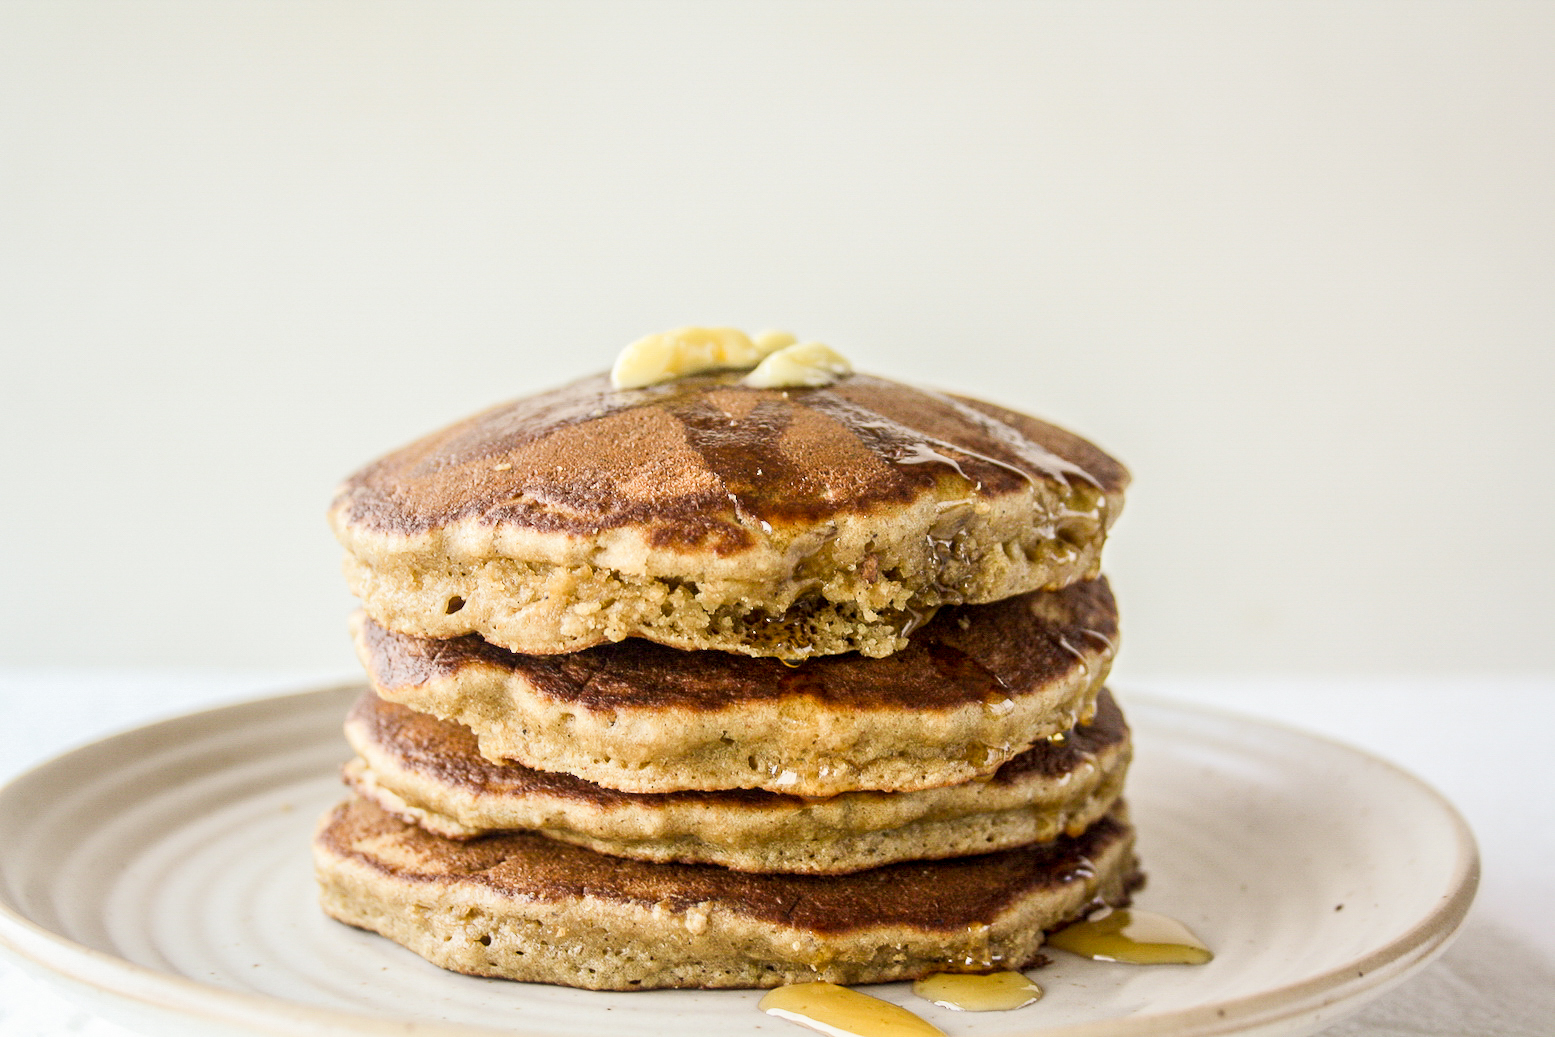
[332,372,1127,659]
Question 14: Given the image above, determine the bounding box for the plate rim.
[0,683,1480,1037]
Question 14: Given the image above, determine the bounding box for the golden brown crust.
[359,579,1117,712]
[341,689,1130,872]
[350,582,1118,795]
[313,796,1141,989]
[333,373,1127,545]
[330,372,1128,659]
[346,687,1128,805]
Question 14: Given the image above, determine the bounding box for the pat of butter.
[611,327,794,390]
[752,329,798,354]
[609,327,849,390]
[743,341,853,389]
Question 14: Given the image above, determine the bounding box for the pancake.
[342,688,1131,874]
[313,796,1141,990]
[352,578,1118,795]
[330,371,1127,660]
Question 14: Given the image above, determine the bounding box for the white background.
[2,1,1551,680]
[1,5,1553,1035]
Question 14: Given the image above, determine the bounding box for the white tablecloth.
[1,670,1551,1036]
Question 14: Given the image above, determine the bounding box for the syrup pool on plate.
[759,911,1213,1035]
[911,970,1043,1011]
[758,983,944,1037]
[1045,908,1214,965]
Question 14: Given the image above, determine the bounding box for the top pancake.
[331,371,1128,659]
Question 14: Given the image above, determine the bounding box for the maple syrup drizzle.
[758,910,1212,1031]
[759,983,945,1037]
[911,970,1043,1011]
[1045,908,1214,965]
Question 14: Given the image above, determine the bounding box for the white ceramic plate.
[0,685,1476,1037]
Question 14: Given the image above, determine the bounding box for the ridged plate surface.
[0,685,1476,1037]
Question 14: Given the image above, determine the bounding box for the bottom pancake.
[314,796,1140,990]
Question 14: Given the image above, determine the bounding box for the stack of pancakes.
[315,368,1137,990]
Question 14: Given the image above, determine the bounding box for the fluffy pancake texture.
[331,372,1128,659]
[319,345,1142,993]
[313,796,1140,990]
[352,578,1118,796]
[343,688,1131,873]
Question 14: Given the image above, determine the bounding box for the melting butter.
[759,983,945,1037]
[744,341,853,389]
[1046,908,1213,965]
[911,971,1042,1012]
[610,326,782,390]
[610,326,849,390]
[753,329,799,354]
